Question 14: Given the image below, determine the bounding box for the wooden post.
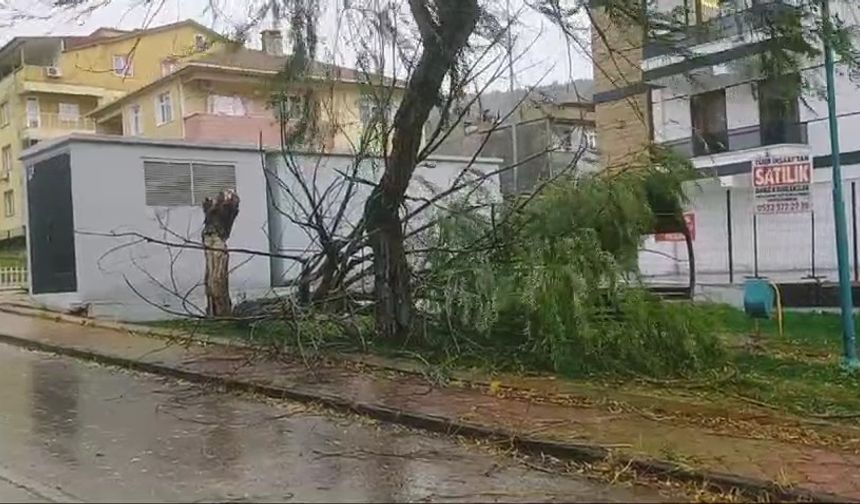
[202,189,240,317]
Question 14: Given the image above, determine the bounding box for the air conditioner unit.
[44,66,62,78]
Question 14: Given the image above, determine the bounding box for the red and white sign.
[752,153,812,214]
[656,213,695,242]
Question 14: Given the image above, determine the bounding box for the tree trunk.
[683,224,696,300]
[364,0,480,341]
[366,192,413,339]
[202,189,240,317]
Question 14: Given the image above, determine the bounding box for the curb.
[3,303,853,432]
[0,312,851,502]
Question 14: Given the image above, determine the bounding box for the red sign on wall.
[655,213,695,242]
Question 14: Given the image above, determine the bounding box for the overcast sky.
[0,0,593,89]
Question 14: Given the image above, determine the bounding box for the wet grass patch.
[152,303,860,419]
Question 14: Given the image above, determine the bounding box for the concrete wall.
[23,136,271,321]
[265,152,502,287]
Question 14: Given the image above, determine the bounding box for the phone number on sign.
[756,200,810,213]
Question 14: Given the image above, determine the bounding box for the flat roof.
[20,134,504,165]
[20,133,263,160]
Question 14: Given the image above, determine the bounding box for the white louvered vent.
[144,161,192,206]
[192,163,236,204]
[144,161,236,207]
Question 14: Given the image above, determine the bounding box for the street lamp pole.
[506,0,519,193]
[822,0,860,368]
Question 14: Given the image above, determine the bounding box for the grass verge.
[153,303,860,419]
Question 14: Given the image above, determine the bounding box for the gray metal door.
[27,153,77,294]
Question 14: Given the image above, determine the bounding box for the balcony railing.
[25,112,96,132]
[183,113,336,151]
[664,121,808,158]
[644,0,800,60]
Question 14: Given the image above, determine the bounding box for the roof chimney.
[261,30,284,56]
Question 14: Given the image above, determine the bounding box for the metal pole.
[753,214,759,277]
[822,0,859,368]
[853,181,858,282]
[506,0,519,193]
[811,211,816,278]
[726,189,734,284]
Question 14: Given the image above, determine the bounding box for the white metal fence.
[0,266,28,290]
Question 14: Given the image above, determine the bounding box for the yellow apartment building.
[0,20,220,240]
[88,31,406,156]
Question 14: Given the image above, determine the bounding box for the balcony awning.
[19,81,106,97]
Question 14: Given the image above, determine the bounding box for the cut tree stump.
[202,189,240,317]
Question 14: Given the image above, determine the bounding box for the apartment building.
[596,0,860,298]
[439,98,598,194]
[0,20,218,240]
[88,30,406,154]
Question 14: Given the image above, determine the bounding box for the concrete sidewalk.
[0,309,857,501]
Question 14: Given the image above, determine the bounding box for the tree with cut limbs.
[364,0,480,341]
[203,189,240,317]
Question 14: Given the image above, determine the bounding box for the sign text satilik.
[752,153,812,215]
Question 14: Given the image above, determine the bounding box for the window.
[690,89,727,156]
[273,95,304,121]
[155,92,173,125]
[663,0,721,26]
[112,54,133,77]
[26,97,39,128]
[552,127,575,152]
[359,95,391,127]
[208,95,246,116]
[759,76,802,146]
[3,190,12,217]
[695,0,721,23]
[0,101,8,127]
[160,59,178,77]
[358,95,391,152]
[194,34,210,52]
[143,161,236,207]
[127,104,142,136]
[58,102,80,123]
[553,127,596,153]
[584,130,597,149]
[1,145,11,179]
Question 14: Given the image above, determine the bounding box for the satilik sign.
[752,152,813,214]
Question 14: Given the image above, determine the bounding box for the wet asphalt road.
[0,479,43,502]
[0,343,673,503]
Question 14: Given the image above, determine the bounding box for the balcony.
[14,65,106,97]
[183,113,337,151]
[22,113,96,140]
[663,121,808,161]
[643,0,800,80]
